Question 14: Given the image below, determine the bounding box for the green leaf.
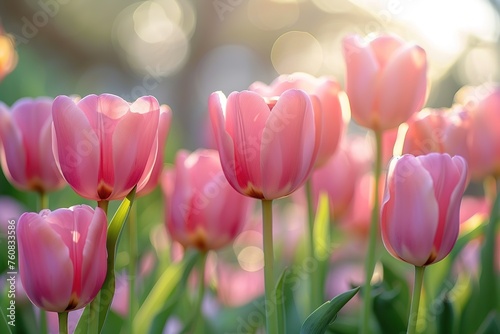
[437,294,454,334]
[372,285,407,334]
[75,187,136,333]
[300,286,360,334]
[133,250,199,334]
[313,193,331,261]
[276,268,290,334]
[476,311,500,334]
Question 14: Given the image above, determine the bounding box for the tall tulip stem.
[407,266,426,334]
[128,203,138,332]
[262,199,278,334]
[97,200,109,215]
[58,312,68,334]
[306,180,321,311]
[361,129,383,334]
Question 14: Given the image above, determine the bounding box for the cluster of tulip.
[0,25,499,334]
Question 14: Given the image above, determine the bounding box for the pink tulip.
[136,104,172,197]
[0,97,66,193]
[162,149,251,251]
[463,85,500,179]
[52,94,160,201]
[381,153,468,266]
[249,72,345,167]
[209,89,321,199]
[399,107,470,160]
[18,205,107,312]
[342,34,428,131]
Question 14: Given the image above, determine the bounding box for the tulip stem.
[361,129,383,334]
[38,191,49,210]
[305,180,321,311]
[58,312,68,334]
[97,200,109,215]
[262,199,278,334]
[128,203,138,332]
[407,266,426,334]
[191,252,208,333]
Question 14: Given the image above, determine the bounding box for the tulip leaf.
[476,311,500,334]
[75,187,136,334]
[276,267,290,334]
[313,193,331,261]
[300,286,360,334]
[133,250,199,334]
[372,284,407,334]
[437,294,455,334]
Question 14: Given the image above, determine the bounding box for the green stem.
[58,312,68,334]
[305,180,321,311]
[361,129,383,334]
[191,252,208,333]
[98,200,109,215]
[407,266,426,334]
[38,191,49,210]
[262,199,278,334]
[38,191,49,334]
[128,203,138,332]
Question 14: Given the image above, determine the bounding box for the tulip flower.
[136,104,172,197]
[342,34,427,131]
[463,85,500,179]
[380,153,467,334]
[209,89,321,200]
[381,153,468,266]
[399,107,470,160]
[0,27,17,82]
[17,205,107,312]
[249,72,345,167]
[52,94,160,201]
[0,97,66,193]
[162,149,251,251]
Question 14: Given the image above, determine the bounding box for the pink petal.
[342,35,379,128]
[378,45,427,129]
[52,96,100,200]
[381,155,439,266]
[0,102,26,187]
[260,89,316,199]
[18,212,73,312]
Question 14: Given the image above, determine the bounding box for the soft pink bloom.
[462,85,500,179]
[18,205,107,312]
[398,107,470,160]
[381,153,468,266]
[162,149,251,251]
[209,89,321,199]
[249,72,345,167]
[310,139,359,220]
[0,97,66,193]
[136,104,172,197]
[342,34,427,131]
[52,94,160,201]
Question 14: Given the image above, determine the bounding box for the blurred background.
[1,0,499,150]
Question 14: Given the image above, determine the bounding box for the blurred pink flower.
[209,89,321,199]
[342,34,427,131]
[52,94,160,201]
[249,72,346,167]
[381,153,468,266]
[162,149,251,251]
[0,97,66,193]
[18,205,107,312]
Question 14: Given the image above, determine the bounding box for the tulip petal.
[52,96,100,199]
[110,96,160,199]
[378,45,427,129]
[18,212,73,312]
[342,35,379,128]
[381,155,439,266]
[0,102,26,187]
[260,89,316,199]
[225,91,270,196]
